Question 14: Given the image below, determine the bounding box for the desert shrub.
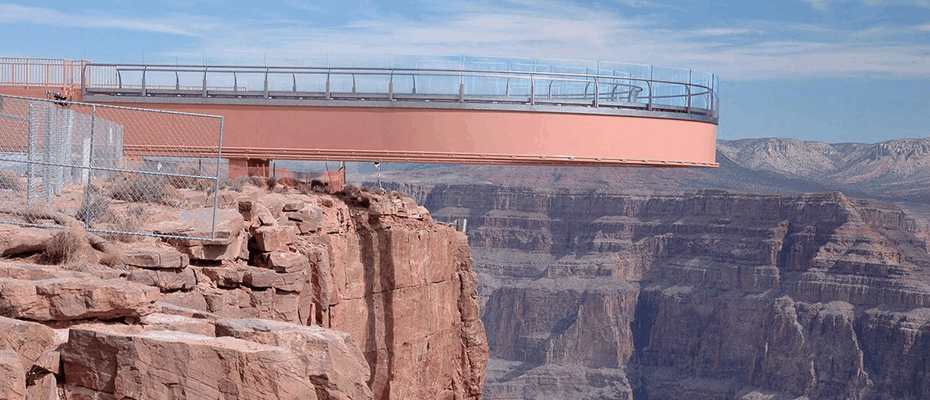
[102,204,146,242]
[219,176,255,192]
[0,171,23,191]
[110,174,183,206]
[249,176,265,187]
[40,228,91,265]
[76,196,113,224]
[167,166,213,191]
[340,184,371,208]
[266,176,278,190]
[99,247,125,267]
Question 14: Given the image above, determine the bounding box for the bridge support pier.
[228,158,270,178]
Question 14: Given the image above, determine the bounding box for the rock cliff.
[0,184,488,400]
[421,185,930,400]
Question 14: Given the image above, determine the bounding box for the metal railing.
[79,56,719,120]
[0,58,87,88]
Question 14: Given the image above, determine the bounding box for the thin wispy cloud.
[0,0,927,81]
[799,0,930,10]
[0,3,214,36]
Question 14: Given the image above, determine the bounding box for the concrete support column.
[228,158,270,178]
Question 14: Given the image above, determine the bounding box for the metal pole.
[263,69,269,98]
[82,106,97,229]
[530,75,535,105]
[27,103,36,204]
[593,77,599,108]
[211,116,224,241]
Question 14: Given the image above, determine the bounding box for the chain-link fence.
[0,94,223,240]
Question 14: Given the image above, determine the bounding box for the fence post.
[83,106,97,230]
[27,103,36,204]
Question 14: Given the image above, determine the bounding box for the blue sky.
[1,0,929,143]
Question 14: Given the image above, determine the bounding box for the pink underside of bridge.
[102,102,717,175]
[0,86,717,177]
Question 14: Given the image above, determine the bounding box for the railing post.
[292,73,297,92]
[233,72,238,93]
[685,69,691,114]
[529,74,535,105]
[83,105,97,230]
[141,67,147,97]
[264,69,269,99]
[459,82,465,103]
[80,63,86,95]
[505,78,510,97]
[326,71,331,100]
[646,80,653,111]
[202,69,208,98]
[411,75,416,94]
[388,73,394,101]
[351,74,356,93]
[175,71,180,91]
[548,80,553,99]
[593,77,599,108]
[686,83,691,113]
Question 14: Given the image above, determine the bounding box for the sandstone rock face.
[0,348,26,400]
[0,277,159,322]
[0,187,488,400]
[215,318,372,400]
[62,327,317,399]
[0,225,53,257]
[422,185,930,399]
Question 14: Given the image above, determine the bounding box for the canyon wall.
[421,185,930,400]
[0,186,488,400]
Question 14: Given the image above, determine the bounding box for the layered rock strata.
[0,187,488,400]
[423,185,930,400]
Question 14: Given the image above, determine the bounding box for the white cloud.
[799,0,930,9]
[2,1,928,81]
[690,28,759,37]
[0,3,210,36]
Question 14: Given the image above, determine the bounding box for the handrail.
[71,59,718,119]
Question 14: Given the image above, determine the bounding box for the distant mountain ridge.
[371,137,930,204]
[717,137,930,201]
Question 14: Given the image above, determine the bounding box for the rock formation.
[420,185,930,400]
[0,183,488,400]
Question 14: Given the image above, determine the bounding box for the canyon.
[370,137,930,399]
[419,186,930,399]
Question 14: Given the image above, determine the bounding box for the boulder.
[0,349,26,400]
[254,226,297,252]
[241,266,278,289]
[122,248,188,269]
[0,262,73,281]
[26,373,58,400]
[283,199,305,212]
[140,313,215,337]
[159,291,208,312]
[0,316,60,374]
[215,318,373,400]
[265,251,308,273]
[198,266,244,288]
[0,225,53,257]
[62,327,317,400]
[157,208,245,262]
[126,266,196,292]
[0,277,159,322]
[204,189,238,208]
